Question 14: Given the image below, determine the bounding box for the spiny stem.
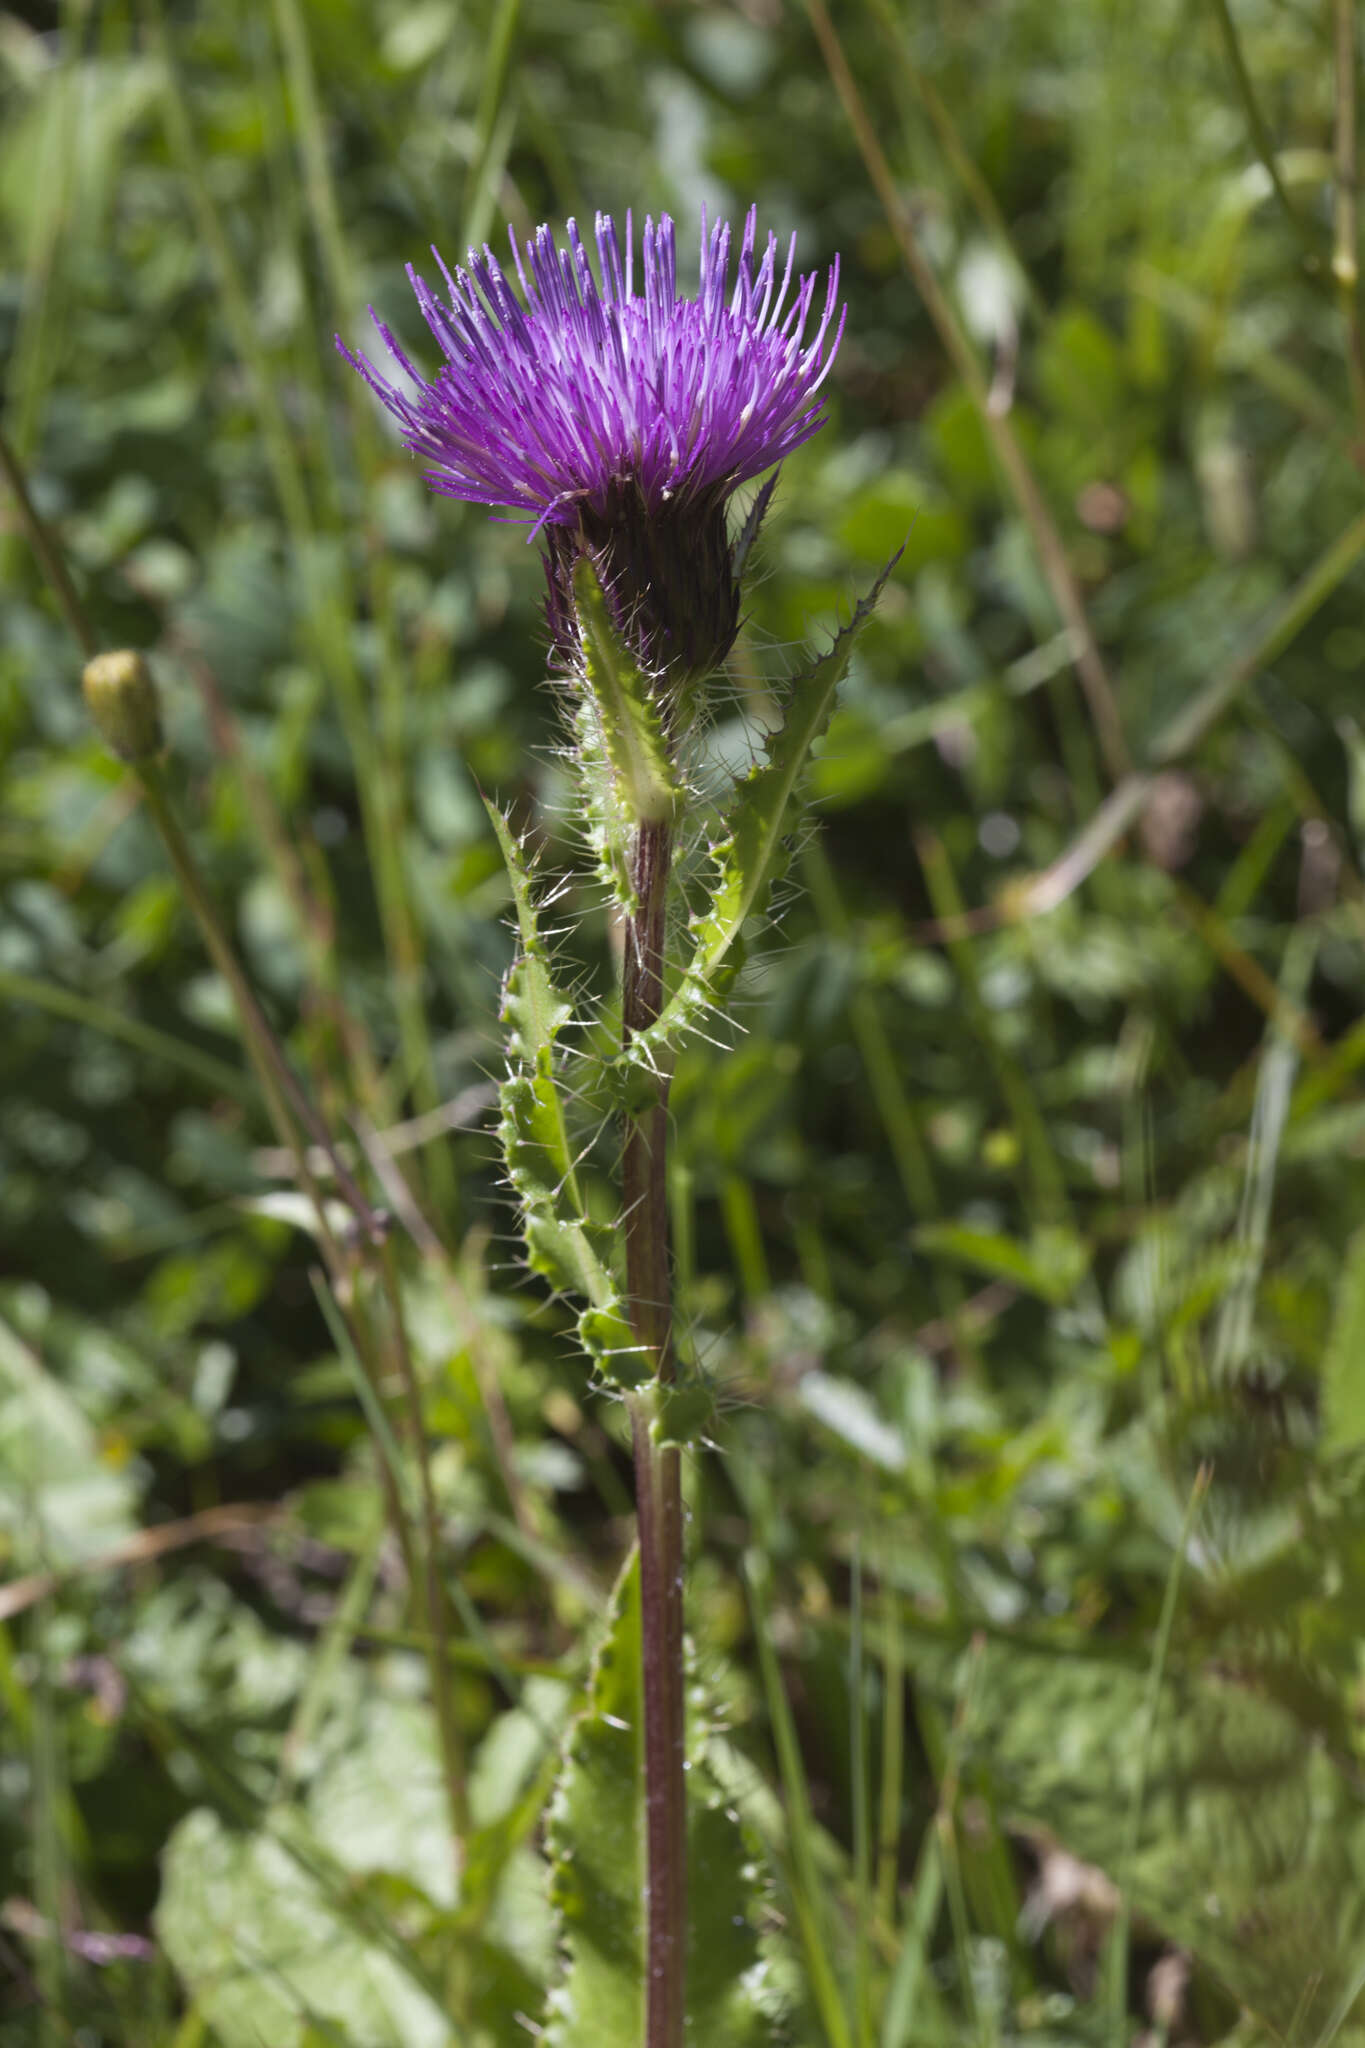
[621,817,686,2048]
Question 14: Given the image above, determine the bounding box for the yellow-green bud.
[82,650,163,762]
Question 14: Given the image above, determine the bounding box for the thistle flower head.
[339,207,844,682]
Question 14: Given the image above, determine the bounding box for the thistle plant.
[342,206,890,2046]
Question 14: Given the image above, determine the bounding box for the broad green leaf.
[574,557,681,826]
[156,1809,454,2048]
[307,1698,461,1908]
[545,1551,770,2048]
[623,552,900,1071]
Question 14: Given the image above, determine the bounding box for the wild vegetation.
[4,0,1365,2043]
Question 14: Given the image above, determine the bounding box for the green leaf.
[0,1313,140,1572]
[156,1808,454,2048]
[545,1551,770,2048]
[624,551,901,1071]
[574,557,681,827]
[911,1221,1091,1304]
[1322,1226,1365,1454]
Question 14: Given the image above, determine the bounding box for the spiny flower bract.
[338,207,844,539]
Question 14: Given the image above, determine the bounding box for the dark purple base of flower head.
[542,482,741,691]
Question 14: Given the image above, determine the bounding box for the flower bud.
[82,650,164,762]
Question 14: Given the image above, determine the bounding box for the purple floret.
[338,207,844,538]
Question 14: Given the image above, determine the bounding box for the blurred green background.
[6,0,1365,2042]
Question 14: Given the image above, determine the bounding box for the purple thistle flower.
[339,207,844,682]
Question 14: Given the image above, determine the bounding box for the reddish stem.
[622,818,686,2048]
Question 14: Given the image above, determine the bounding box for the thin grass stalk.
[850,1544,874,2048]
[310,1274,427,1619]
[0,0,79,484]
[908,501,1365,944]
[746,1550,855,2048]
[875,1576,906,1929]
[0,423,97,660]
[806,0,1130,787]
[153,0,453,1217]
[355,1113,537,1539]
[1205,0,1315,248]
[459,0,525,251]
[1106,1466,1210,2034]
[136,763,386,1251]
[267,0,457,1221]
[0,964,254,1106]
[375,1248,470,1885]
[1333,0,1365,431]
[131,764,434,1637]
[861,0,1045,323]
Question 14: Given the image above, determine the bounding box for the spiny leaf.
[498,1073,604,1302]
[485,801,582,1210]
[649,1372,719,1451]
[730,468,780,584]
[685,549,900,984]
[575,1302,652,1387]
[575,692,638,916]
[484,801,576,1077]
[623,549,902,1072]
[574,557,682,827]
[486,798,646,1381]
[544,1551,771,2048]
